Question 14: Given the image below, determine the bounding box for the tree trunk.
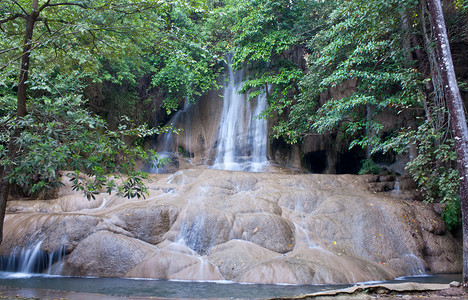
[16,12,37,118]
[0,4,39,245]
[426,0,468,284]
[0,171,9,245]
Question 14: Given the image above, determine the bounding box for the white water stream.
[210,59,268,172]
[0,241,66,275]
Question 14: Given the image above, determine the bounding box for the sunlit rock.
[114,203,179,245]
[233,213,295,253]
[208,239,280,280]
[286,246,396,284]
[0,214,100,255]
[169,205,234,255]
[236,256,317,284]
[127,245,223,281]
[63,231,154,277]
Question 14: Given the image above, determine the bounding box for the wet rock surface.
[270,282,468,300]
[0,169,462,284]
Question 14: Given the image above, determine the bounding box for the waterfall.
[158,97,193,154]
[150,98,193,173]
[152,57,269,173]
[0,242,66,275]
[211,59,268,172]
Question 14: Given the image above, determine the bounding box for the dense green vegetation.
[217,0,467,230]
[0,0,467,231]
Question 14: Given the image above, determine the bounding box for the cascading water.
[152,56,269,172]
[158,97,193,154]
[0,57,452,290]
[211,58,268,172]
[0,242,66,275]
[150,98,193,173]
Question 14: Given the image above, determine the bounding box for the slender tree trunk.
[0,3,39,245]
[16,13,37,118]
[426,0,468,284]
[0,171,8,245]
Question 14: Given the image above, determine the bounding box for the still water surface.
[0,273,461,299]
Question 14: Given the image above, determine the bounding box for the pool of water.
[0,273,461,299]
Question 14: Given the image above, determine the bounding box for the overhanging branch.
[39,1,88,13]
[0,46,21,55]
[0,13,26,24]
[11,0,28,15]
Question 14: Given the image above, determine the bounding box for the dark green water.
[0,273,461,299]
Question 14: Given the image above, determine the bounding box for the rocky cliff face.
[0,169,461,284]
[155,88,224,167]
[153,76,416,176]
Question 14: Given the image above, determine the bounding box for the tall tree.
[426,0,468,283]
[0,0,47,246]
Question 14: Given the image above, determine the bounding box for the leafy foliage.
[0,0,221,122]
[359,158,382,175]
[133,5,223,114]
[405,123,460,229]
[0,94,172,200]
[276,0,423,144]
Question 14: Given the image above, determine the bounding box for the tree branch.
[38,0,52,13]
[0,46,21,55]
[11,0,28,15]
[44,19,52,35]
[0,13,26,24]
[39,2,88,13]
